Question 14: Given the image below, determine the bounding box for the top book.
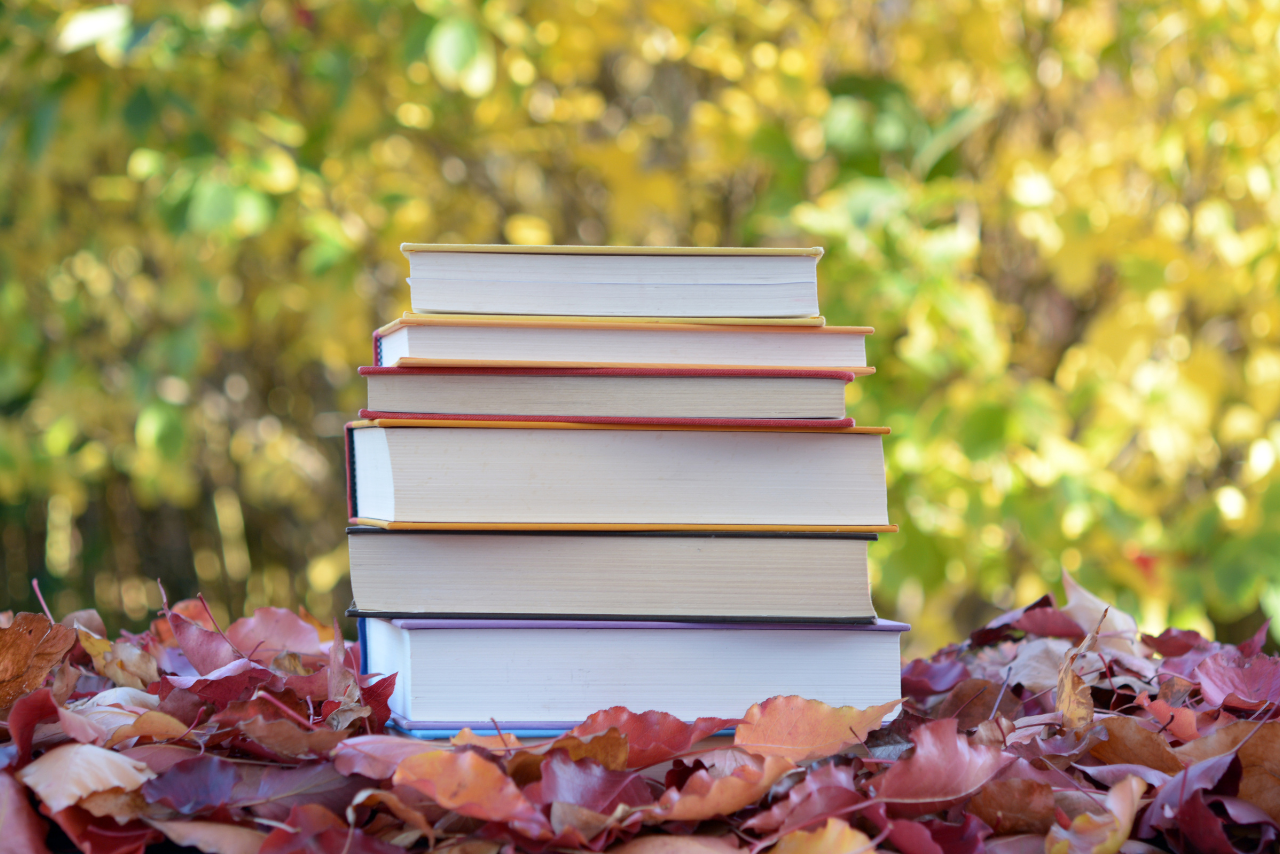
[401,244,822,318]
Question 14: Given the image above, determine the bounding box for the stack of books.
[346,245,904,735]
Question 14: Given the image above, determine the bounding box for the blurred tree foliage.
[1,0,1278,651]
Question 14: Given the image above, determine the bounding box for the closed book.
[358,366,853,420]
[346,422,892,530]
[360,617,907,728]
[373,316,871,372]
[346,528,877,621]
[401,243,822,318]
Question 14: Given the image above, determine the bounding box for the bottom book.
[358,617,907,730]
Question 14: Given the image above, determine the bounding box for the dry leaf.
[0,614,76,710]
[773,818,877,854]
[733,695,902,761]
[17,743,157,813]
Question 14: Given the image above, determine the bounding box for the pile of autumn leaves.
[1,575,1278,854]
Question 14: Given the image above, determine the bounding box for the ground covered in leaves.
[2,574,1279,854]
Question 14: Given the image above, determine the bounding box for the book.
[373,316,872,372]
[345,528,877,621]
[346,422,892,529]
[358,366,853,420]
[360,617,907,728]
[400,312,828,326]
[401,244,822,318]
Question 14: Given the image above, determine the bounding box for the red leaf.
[140,754,241,815]
[734,695,901,761]
[161,658,279,707]
[166,611,242,676]
[6,688,58,767]
[229,761,373,822]
[43,805,164,854]
[331,735,437,779]
[359,673,396,731]
[393,749,553,839]
[740,760,862,836]
[870,718,1013,817]
[1194,651,1280,710]
[0,770,51,854]
[568,707,740,769]
[225,607,324,665]
[525,749,655,813]
[902,658,969,699]
[259,804,402,854]
[646,749,795,822]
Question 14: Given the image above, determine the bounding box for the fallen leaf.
[1088,716,1183,775]
[1060,571,1142,660]
[160,658,279,707]
[331,735,439,779]
[525,749,655,813]
[772,818,877,854]
[348,787,436,842]
[167,611,243,676]
[1172,721,1280,823]
[1193,651,1280,711]
[606,835,741,853]
[258,803,402,854]
[78,787,152,824]
[740,760,862,836]
[43,806,164,854]
[141,754,241,815]
[393,749,552,839]
[17,743,156,813]
[901,658,969,699]
[225,607,324,665]
[229,761,371,822]
[75,625,159,692]
[933,678,1021,730]
[1046,774,1144,854]
[0,614,76,710]
[967,778,1056,835]
[569,707,740,769]
[869,718,1013,817]
[646,749,794,822]
[733,695,902,761]
[146,819,269,854]
[508,727,631,785]
[452,727,522,750]
[103,710,191,749]
[235,717,349,759]
[1058,611,1105,731]
[0,770,52,854]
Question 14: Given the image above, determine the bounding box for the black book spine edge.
[344,606,877,625]
[345,526,877,540]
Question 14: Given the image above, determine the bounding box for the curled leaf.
[17,743,156,813]
[0,614,76,710]
[733,695,902,761]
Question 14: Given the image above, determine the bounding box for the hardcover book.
[346,422,892,530]
[346,528,878,621]
[401,243,823,318]
[360,616,907,728]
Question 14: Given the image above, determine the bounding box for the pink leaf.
[1194,651,1280,710]
[870,718,1013,817]
[225,608,324,665]
[167,611,241,676]
[525,750,655,813]
[0,770,51,854]
[569,707,740,769]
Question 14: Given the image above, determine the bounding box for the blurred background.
[2,0,1279,655]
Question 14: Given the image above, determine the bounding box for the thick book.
[358,366,854,420]
[360,616,907,728]
[346,422,893,530]
[401,243,822,318]
[346,528,877,621]
[372,316,872,372]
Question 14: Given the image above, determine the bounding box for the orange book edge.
[348,419,890,434]
[400,312,828,327]
[351,519,899,534]
[401,243,824,257]
[376,315,871,336]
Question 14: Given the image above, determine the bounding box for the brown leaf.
[75,625,159,692]
[393,748,552,839]
[567,707,740,769]
[145,819,268,854]
[508,727,630,786]
[549,801,617,840]
[607,835,742,853]
[236,717,349,759]
[1174,721,1280,822]
[646,749,794,822]
[0,614,76,710]
[733,695,902,761]
[1057,610,1105,731]
[772,818,877,854]
[968,779,1056,835]
[78,787,153,825]
[1045,774,1143,854]
[348,787,436,844]
[17,743,156,813]
[934,679,1022,730]
[103,711,191,749]
[1088,716,1183,775]
[451,727,522,750]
